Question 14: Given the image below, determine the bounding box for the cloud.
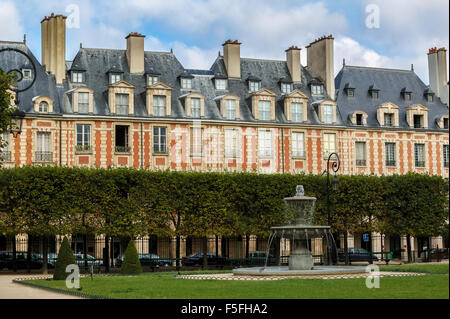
[0,1,24,41]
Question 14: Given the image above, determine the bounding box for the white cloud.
[0,1,24,41]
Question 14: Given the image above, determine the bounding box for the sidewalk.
[0,275,81,299]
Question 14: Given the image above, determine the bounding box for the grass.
[24,264,449,299]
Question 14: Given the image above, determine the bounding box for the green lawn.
[24,264,449,299]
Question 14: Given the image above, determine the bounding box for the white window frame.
[191,98,201,118]
[258,100,271,121]
[258,130,272,158]
[215,79,227,90]
[153,126,167,153]
[384,113,394,127]
[225,99,236,120]
[72,72,83,83]
[78,92,89,113]
[110,73,121,84]
[249,81,260,92]
[323,133,336,157]
[181,78,192,89]
[225,129,239,158]
[153,95,166,117]
[76,124,91,149]
[414,144,425,167]
[281,83,292,94]
[311,85,323,95]
[190,127,202,157]
[148,75,159,86]
[355,142,366,166]
[39,101,49,113]
[444,145,449,168]
[323,105,333,124]
[291,132,305,158]
[385,143,396,166]
[115,93,129,115]
[36,132,51,162]
[22,69,32,80]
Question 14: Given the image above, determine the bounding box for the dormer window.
[147,75,159,86]
[311,84,323,95]
[39,101,49,113]
[424,88,434,103]
[78,92,89,113]
[371,91,378,99]
[115,93,129,115]
[110,73,122,84]
[384,113,394,127]
[368,85,380,99]
[72,72,84,83]
[249,80,261,92]
[404,92,411,101]
[344,83,355,97]
[22,69,32,80]
[215,79,227,90]
[413,114,423,128]
[281,82,292,94]
[323,104,333,124]
[444,118,449,129]
[356,113,363,125]
[181,78,192,89]
[191,98,201,118]
[402,88,412,101]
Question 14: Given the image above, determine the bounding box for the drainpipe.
[140,122,143,169]
[281,128,285,173]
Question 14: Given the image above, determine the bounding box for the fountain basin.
[232,266,367,277]
[271,225,330,239]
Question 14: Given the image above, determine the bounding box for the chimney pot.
[51,12,54,17]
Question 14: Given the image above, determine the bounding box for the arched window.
[39,101,49,113]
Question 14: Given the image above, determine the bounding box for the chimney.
[126,32,145,74]
[41,13,66,85]
[306,35,335,100]
[428,47,449,105]
[286,45,301,83]
[222,40,241,79]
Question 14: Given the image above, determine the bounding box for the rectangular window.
[444,145,449,168]
[404,93,411,101]
[292,132,305,158]
[323,133,336,157]
[249,81,260,92]
[190,127,202,157]
[225,129,239,158]
[384,113,394,127]
[356,114,363,125]
[444,118,449,129]
[427,94,434,102]
[22,69,32,79]
[153,126,167,153]
[291,102,303,122]
[148,75,159,85]
[225,99,236,120]
[414,144,425,167]
[413,115,423,128]
[258,100,271,121]
[115,125,129,153]
[191,98,201,118]
[215,79,227,90]
[115,93,129,115]
[355,142,366,166]
[36,132,51,162]
[385,143,396,166]
[311,85,323,95]
[347,89,354,97]
[153,95,166,116]
[181,78,192,89]
[281,83,292,94]
[72,72,83,83]
[258,130,272,157]
[110,74,121,84]
[323,105,333,124]
[78,92,89,113]
[39,102,49,113]
[371,91,379,99]
[76,124,91,152]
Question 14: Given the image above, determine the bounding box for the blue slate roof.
[335,65,449,130]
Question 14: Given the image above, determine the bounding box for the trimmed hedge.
[53,236,76,280]
[120,240,142,275]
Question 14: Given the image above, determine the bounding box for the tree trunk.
[368,232,373,264]
[27,235,32,274]
[12,235,17,273]
[42,235,48,275]
[176,236,180,271]
[202,236,208,269]
[344,232,350,265]
[406,234,412,263]
[104,236,110,273]
[274,236,281,266]
[245,234,250,259]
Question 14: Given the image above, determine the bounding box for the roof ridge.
[344,65,413,73]
[242,57,285,63]
[81,47,172,55]
[0,40,27,45]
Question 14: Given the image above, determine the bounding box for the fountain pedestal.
[289,240,313,270]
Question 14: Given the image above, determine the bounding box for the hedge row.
[0,167,448,239]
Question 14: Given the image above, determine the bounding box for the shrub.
[120,240,142,275]
[53,236,76,280]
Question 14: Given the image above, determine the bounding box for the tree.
[53,236,76,280]
[120,240,142,274]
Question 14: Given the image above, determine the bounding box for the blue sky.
[1,0,448,83]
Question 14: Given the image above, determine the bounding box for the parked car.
[182,253,228,266]
[116,253,171,268]
[423,248,449,260]
[0,251,54,270]
[74,253,103,267]
[246,251,275,265]
[338,248,379,263]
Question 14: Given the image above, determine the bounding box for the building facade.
[0,13,448,262]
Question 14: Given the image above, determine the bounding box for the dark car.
[338,248,379,263]
[424,248,449,260]
[0,251,54,270]
[182,253,228,266]
[246,251,275,265]
[116,253,171,268]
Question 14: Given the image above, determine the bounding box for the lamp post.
[323,152,340,265]
[1,48,36,273]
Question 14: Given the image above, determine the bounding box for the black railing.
[415,161,425,168]
[385,160,396,167]
[75,145,92,153]
[35,151,52,162]
[115,146,131,153]
[356,159,366,166]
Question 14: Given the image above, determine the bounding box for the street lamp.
[323,152,340,265]
[10,109,25,138]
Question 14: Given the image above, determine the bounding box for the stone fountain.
[232,185,366,276]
